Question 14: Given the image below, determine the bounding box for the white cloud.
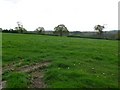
[0,0,119,31]
[4,0,20,4]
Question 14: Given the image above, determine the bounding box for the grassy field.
[2,33,118,88]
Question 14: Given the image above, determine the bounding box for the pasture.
[2,33,118,88]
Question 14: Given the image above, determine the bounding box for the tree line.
[1,22,105,36]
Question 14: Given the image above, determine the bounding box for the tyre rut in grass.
[2,61,51,88]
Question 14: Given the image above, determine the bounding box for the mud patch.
[17,61,50,73]
[29,71,46,88]
[3,59,24,73]
[27,62,50,88]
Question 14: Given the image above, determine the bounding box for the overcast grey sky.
[0,0,119,31]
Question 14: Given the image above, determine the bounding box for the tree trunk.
[60,30,62,36]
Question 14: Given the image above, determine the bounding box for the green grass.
[2,33,118,88]
[3,72,29,88]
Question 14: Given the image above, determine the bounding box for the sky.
[0,0,119,31]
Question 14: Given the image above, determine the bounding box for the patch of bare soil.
[17,61,50,73]
[3,59,24,73]
[29,71,46,88]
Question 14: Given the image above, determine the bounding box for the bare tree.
[15,22,27,33]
